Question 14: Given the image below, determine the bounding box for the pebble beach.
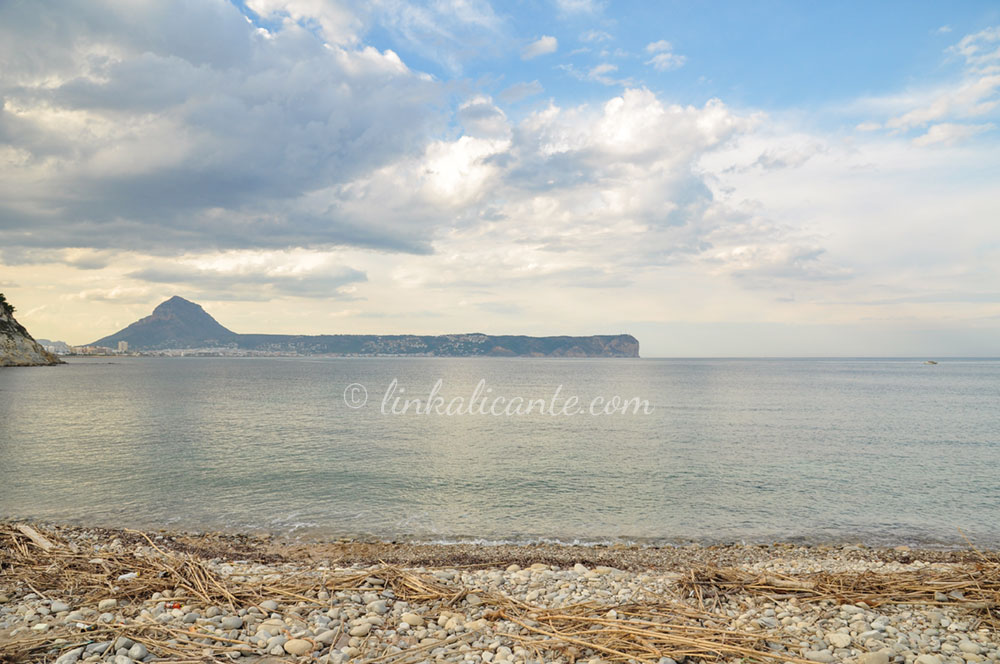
[1,523,998,664]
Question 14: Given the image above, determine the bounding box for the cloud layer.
[1,2,999,354]
[0,0,441,255]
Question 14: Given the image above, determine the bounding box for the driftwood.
[14,524,55,552]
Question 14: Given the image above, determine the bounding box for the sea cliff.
[0,295,62,367]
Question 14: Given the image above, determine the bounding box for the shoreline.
[2,522,998,664]
[5,515,994,555]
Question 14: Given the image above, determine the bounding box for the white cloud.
[949,25,1000,69]
[885,74,1000,130]
[646,52,686,71]
[457,96,512,140]
[859,26,1000,147]
[554,0,603,14]
[558,62,627,85]
[911,122,994,146]
[364,0,507,73]
[498,80,544,103]
[358,89,762,299]
[522,35,558,60]
[643,40,686,71]
[244,0,362,45]
[589,63,618,81]
[580,29,612,43]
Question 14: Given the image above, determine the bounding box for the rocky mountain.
[91,296,640,357]
[91,296,237,349]
[0,294,62,366]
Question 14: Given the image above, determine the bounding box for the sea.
[1,357,998,548]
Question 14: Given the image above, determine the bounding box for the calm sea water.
[1,357,998,547]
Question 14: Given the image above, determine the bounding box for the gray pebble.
[221,616,243,630]
[54,646,85,664]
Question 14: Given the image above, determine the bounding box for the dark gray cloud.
[128,264,367,301]
[0,0,444,255]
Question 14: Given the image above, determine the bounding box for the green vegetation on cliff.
[0,294,62,366]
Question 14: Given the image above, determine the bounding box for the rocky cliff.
[0,295,62,367]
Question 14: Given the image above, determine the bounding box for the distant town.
[36,339,125,356]
[37,340,363,358]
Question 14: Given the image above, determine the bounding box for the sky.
[1,0,1000,356]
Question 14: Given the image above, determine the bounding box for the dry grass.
[1,524,996,663]
[679,561,1000,629]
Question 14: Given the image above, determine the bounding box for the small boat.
[923,360,938,365]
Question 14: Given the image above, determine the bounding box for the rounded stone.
[859,651,890,664]
[959,641,982,655]
[221,616,243,630]
[283,639,312,656]
[826,633,852,649]
[349,622,372,637]
[401,612,424,627]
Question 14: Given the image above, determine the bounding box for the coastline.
[2,522,997,664]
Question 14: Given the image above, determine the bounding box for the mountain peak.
[90,296,236,349]
[153,296,209,316]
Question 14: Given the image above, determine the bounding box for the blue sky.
[2,0,1000,355]
[349,1,1000,115]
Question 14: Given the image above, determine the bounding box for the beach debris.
[679,563,1000,624]
[1,522,997,664]
[14,524,55,552]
